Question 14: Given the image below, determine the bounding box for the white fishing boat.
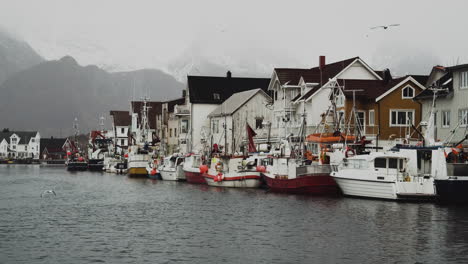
[331,148,437,200]
[183,153,206,184]
[201,155,261,188]
[127,98,155,177]
[160,155,186,181]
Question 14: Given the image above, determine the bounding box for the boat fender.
[151,168,157,176]
[345,147,355,158]
[199,165,209,174]
[215,173,223,182]
[256,165,266,173]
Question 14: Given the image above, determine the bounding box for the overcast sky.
[1,0,467,77]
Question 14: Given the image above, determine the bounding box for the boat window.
[399,159,404,171]
[374,158,387,168]
[388,158,398,169]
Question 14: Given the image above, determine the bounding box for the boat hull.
[184,171,206,184]
[435,178,468,203]
[333,177,397,199]
[160,170,185,181]
[128,167,148,177]
[203,173,261,188]
[263,174,339,195]
[88,159,104,171]
[67,162,88,171]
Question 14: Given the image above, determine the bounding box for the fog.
[1,0,468,77]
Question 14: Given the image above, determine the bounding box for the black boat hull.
[67,162,88,171]
[88,159,104,171]
[435,178,468,203]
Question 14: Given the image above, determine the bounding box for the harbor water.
[1,165,468,263]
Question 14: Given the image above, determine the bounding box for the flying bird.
[41,190,56,198]
[370,24,400,30]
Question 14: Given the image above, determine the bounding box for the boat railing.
[297,164,332,176]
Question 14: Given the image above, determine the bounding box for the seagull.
[370,24,400,30]
[41,190,56,198]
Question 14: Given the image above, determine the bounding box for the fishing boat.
[183,153,206,184]
[159,155,186,181]
[201,155,262,188]
[87,130,112,171]
[330,148,437,200]
[66,118,88,171]
[127,98,156,177]
[434,144,468,202]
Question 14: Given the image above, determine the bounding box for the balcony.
[174,105,190,116]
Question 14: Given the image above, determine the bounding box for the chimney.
[226,71,232,78]
[319,56,326,70]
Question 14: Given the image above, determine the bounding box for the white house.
[268,56,387,139]
[415,64,468,144]
[207,89,273,155]
[0,131,41,159]
[110,111,132,155]
[185,71,270,153]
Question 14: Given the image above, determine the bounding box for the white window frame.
[356,110,366,132]
[402,86,415,99]
[390,109,415,127]
[459,109,468,127]
[368,110,375,126]
[442,110,451,128]
[461,71,468,89]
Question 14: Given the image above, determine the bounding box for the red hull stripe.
[203,173,261,181]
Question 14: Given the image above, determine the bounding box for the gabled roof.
[375,75,427,102]
[187,74,270,104]
[40,137,68,154]
[208,89,272,117]
[110,110,131,127]
[131,101,162,129]
[338,79,389,100]
[0,131,38,144]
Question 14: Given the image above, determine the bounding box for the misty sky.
[1,0,467,77]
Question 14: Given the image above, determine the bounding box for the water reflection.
[1,166,468,263]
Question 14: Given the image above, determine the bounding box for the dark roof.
[187,75,271,104]
[338,79,389,100]
[40,138,68,154]
[275,57,360,88]
[0,131,38,144]
[448,63,468,71]
[166,98,185,112]
[338,75,428,101]
[415,72,453,100]
[110,111,131,127]
[131,101,162,129]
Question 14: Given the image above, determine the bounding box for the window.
[213,93,220,100]
[388,158,398,169]
[390,110,414,126]
[368,110,375,126]
[460,109,468,127]
[25,146,28,151]
[31,139,35,143]
[442,111,451,128]
[461,71,468,89]
[11,138,17,144]
[12,145,16,150]
[374,158,386,168]
[181,120,188,133]
[174,128,177,137]
[255,117,264,129]
[338,111,345,128]
[121,127,125,134]
[356,111,365,132]
[169,128,172,137]
[212,120,220,134]
[402,86,415,98]
[121,139,125,146]
[336,94,345,107]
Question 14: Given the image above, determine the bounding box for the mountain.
[0,56,184,136]
[0,30,44,85]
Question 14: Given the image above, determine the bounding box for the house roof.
[40,137,68,154]
[110,111,131,127]
[337,75,428,102]
[187,74,271,104]
[414,71,453,100]
[131,101,163,129]
[448,63,468,71]
[166,98,185,112]
[0,131,38,145]
[208,89,272,117]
